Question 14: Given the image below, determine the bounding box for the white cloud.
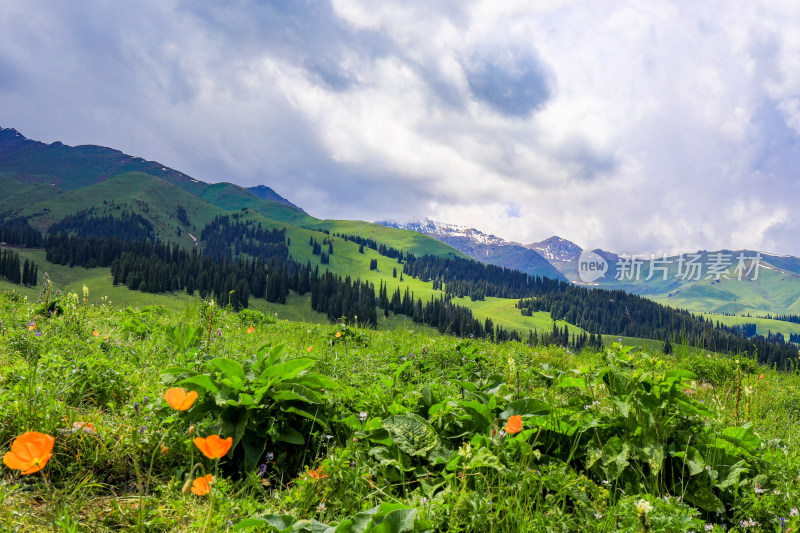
[1,0,800,254]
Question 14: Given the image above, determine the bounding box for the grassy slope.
[702,313,800,339]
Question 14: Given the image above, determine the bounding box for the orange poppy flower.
[191,474,213,495]
[335,331,342,338]
[164,388,199,411]
[3,431,55,475]
[247,325,255,334]
[28,322,36,331]
[307,346,313,352]
[92,331,100,337]
[503,415,523,434]
[759,374,765,379]
[193,435,233,459]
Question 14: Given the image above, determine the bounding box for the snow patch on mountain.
[378,218,511,246]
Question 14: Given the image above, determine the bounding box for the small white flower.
[635,499,652,515]
[705,524,714,531]
[595,512,603,519]
[359,411,368,422]
[791,507,799,517]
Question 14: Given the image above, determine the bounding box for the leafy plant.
[161,343,340,471]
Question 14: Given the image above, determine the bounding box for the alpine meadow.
[3,3,800,532]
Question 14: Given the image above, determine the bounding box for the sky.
[2,0,800,255]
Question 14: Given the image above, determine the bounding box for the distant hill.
[247,185,304,212]
[378,218,566,281]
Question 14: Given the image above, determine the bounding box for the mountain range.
[2,125,800,320]
[379,217,800,316]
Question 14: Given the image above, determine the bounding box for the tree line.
[48,208,155,242]
[0,217,43,248]
[0,248,38,287]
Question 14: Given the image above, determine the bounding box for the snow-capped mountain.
[377,218,566,280]
[380,218,509,246]
[525,236,583,264]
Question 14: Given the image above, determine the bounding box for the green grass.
[702,313,800,339]
[1,292,799,531]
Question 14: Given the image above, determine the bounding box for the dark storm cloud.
[464,48,552,118]
[2,0,800,255]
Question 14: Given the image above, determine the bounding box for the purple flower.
[258,463,267,476]
[139,426,145,434]
[143,395,149,403]
[133,402,139,414]
[35,331,41,337]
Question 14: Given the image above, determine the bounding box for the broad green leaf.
[716,459,750,490]
[719,426,760,455]
[286,374,341,390]
[458,400,492,428]
[270,384,324,404]
[210,357,246,380]
[556,376,587,389]
[177,374,219,394]
[664,369,696,382]
[276,426,304,445]
[500,398,551,418]
[640,432,665,476]
[372,507,418,533]
[670,445,706,476]
[241,432,267,472]
[383,413,439,456]
[281,405,328,427]
[221,406,248,452]
[260,358,317,383]
[683,482,725,513]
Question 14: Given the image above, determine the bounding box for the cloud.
[1,0,800,255]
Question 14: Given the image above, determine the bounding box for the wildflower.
[139,426,145,434]
[595,512,603,519]
[188,425,196,436]
[161,445,169,455]
[705,524,714,531]
[3,432,55,475]
[335,331,342,338]
[92,331,100,337]
[28,322,36,331]
[307,346,313,352]
[503,415,523,434]
[72,421,97,434]
[191,474,213,496]
[164,388,199,411]
[359,411,368,422]
[791,507,799,517]
[258,464,267,476]
[759,374,764,379]
[247,325,254,334]
[349,460,356,468]
[754,483,764,494]
[215,328,222,337]
[35,331,41,337]
[318,502,326,512]
[265,452,274,461]
[307,467,328,481]
[635,499,652,515]
[193,435,233,459]
[133,402,139,414]
[143,395,149,403]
